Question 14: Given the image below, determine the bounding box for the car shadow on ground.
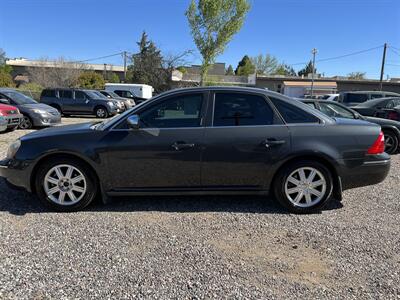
[0,179,343,216]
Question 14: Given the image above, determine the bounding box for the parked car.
[0,103,23,131]
[351,97,400,117]
[0,88,61,129]
[105,83,153,99]
[338,91,400,107]
[0,116,7,133]
[90,90,127,112]
[0,87,390,213]
[319,94,339,101]
[99,90,136,109]
[301,99,400,154]
[40,88,121,118]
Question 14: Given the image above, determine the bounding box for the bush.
[77,71,105,89]
[0,71,14,88]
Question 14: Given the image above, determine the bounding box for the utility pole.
[123,51,127,82]
[310,48,318,98]
[103,63,107,80]
[379,43,387,91]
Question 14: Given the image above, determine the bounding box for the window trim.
[110,91,208,130]
[210,91,283,128]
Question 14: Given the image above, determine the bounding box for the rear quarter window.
[41,90,56,98]
[270,98,320,124]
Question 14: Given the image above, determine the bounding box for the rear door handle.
[171,141,195,151]
[262,139,286,148]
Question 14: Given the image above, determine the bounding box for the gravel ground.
[0,118,399,299]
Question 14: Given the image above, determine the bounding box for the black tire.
[19,115,33,129]
[6,126,17,132]
[35,157,98,212]
[94,106,109,118]
[383,130,399,155]
[51,104,62,114]
[273,160,333,214]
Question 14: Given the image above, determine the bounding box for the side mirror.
[0,98,9,104]
[127,114,140,130]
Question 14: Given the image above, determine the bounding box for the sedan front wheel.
[35,157,98,212]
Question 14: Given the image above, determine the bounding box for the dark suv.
[338,91,400,107]
[40,89,121,118]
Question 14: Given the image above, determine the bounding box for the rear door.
[201,91,291,190]
[58,90,74,112]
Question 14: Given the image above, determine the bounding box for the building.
[6,58,125,83]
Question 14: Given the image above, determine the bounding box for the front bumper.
[0,118,7,132]
[5,114,23,128]
[0,159,33,192]
[32,113,61,127]
[339,154,391,190]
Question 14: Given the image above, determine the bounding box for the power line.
[288,45,384,67]
[72,52,124,63]
[388,47,400,57]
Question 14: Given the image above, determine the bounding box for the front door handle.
[171,141,195,151]
[262,139,286,148]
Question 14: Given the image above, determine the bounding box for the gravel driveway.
[0,118,399,299]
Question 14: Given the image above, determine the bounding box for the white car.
[320,94,339,101]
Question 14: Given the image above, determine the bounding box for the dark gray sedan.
[0,87,390,213]
[0,88,61,129]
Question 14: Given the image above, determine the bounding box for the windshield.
[92,91,108,99]
[85,90,103,99]
[3,91,37,105]
[108,91,121,98]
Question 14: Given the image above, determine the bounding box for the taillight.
[387,111,399,120]
[367,131,385,155]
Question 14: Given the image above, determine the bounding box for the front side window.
[319,103,355,119]
[138,93,203,128]
[270,98,319,124]
[213,93,276,126]
[370,93,385,99]
[74,91,86,100]
[115,90,134,98]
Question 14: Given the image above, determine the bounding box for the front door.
[201,92,291,190]
[104,92,206,191]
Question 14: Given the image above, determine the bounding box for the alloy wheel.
[284,167,327,208]
[96,108,106,118]
[19,116,32,129]
[43,164,87,205]
[384,134,396,154]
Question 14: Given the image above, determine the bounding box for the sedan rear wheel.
[274,160,333,213]
[19,115,33,129]
[383,131,398,155]
[35,158,97,211]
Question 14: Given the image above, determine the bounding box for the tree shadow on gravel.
[0,178,343,216]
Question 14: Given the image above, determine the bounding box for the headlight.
[107,101,115,107]
[7,140,21,159]
[32,109,47,114]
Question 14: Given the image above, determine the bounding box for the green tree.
[235,55,255,76]
[186,0,250,85]
[298,61,315,77]
[226,64,234,75]
[347,71,366,80]
[76,71,105,89]
[251,54,278,75]
[107,72,120,83]
[273,63,297,76]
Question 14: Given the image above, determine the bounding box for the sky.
[1,0,400,79]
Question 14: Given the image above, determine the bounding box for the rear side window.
[270,98,319,124]
[115,90,134,98]
[213,93,277,126]
[370,93,385,99]
[41,89,56,98]
[344,93,368,103]
[59,90,73,99]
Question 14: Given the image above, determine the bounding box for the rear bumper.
[339,155,390,190]
[0,159,33,192]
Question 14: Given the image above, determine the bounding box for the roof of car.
[353,97,400,107]
[341,90,400,95]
